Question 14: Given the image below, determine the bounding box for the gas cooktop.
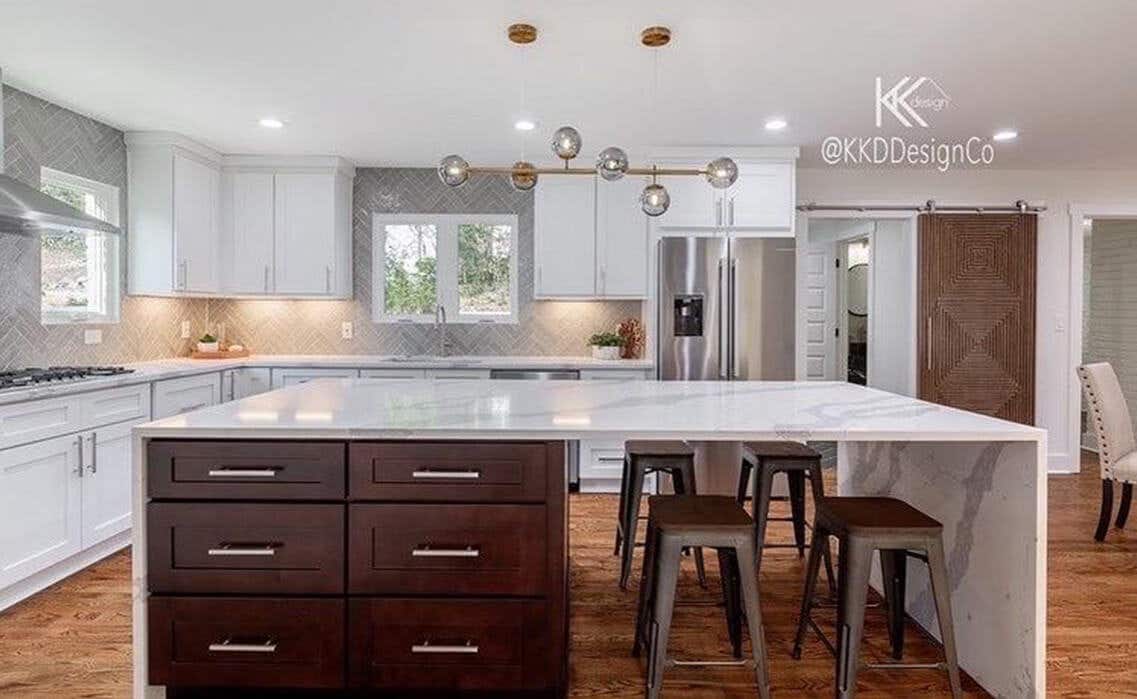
[0,366,134,392]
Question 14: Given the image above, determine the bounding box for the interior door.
[81,419,143,548]
[801,239,836,381]
[918,214,1036,423]
[0,434,82,588]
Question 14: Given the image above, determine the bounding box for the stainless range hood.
[0,66,120,236]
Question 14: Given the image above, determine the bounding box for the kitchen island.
[132,378,1046,698]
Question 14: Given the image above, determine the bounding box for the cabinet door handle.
[75,437,84,478]
[729,197,736,226]
[412,545,480,558]
[177,403,209,414]
[596,456,625,463]
[208,637,277,653]
[88,433,97,474]
[207,467,279,478]
[263,265,270,293]
[207,543,279,556]
[325,266,332,293]
[411,640,479,655]
[178,260,188,289]
[411,468,481,480]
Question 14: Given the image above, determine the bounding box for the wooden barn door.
[918,214,1036,424]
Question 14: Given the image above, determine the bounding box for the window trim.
[39,167,122,325]
[372,213,519,325]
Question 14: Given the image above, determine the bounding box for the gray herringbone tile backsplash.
[1,86,205,370]
[1,85,640,369]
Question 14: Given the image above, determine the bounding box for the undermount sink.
[387,355,482,367]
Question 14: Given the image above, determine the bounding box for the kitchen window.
[372,214,518,323]
[39,167,121,324]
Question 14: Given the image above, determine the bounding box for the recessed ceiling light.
[258,117,285,129]
[993,129,1018,142]
[514,118,536,131]
[764,117,788,131]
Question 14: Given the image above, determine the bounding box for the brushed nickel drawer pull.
[411,468,481,480]
[596,456,625,463]
[208,637,278,653]
[412,545,480,558]
[208,543,279,557]
[208,467,280,478]
[411,640,479,654]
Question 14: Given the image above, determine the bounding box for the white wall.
[798,167,1137,473]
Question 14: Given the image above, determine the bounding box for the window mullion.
[439,218,460,316]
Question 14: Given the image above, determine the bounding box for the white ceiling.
[2,0,1136,169]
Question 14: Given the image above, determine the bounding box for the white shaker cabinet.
[596,176,649,297]
[222,172,276,294]
[80,417,148,548]
[534,176,597,298]
[126,132,223,295]
[726,162,795,231]
[271,367,359,389]
[274,173,339,295]
[0,433,83,589]
[222,367,273,401]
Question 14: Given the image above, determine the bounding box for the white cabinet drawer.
[580,369,652,381]
[0,396,84,451]
[153,374,221,419]
[426,368,491,380]
[361,368,428,379]
[80,384,151,428]
[271,367,360,389]
[579,441,627,480]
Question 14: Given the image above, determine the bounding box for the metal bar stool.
[632,495,771,699]
[737,441,835,594]
[792,496,963,699]
[615,440,706,590]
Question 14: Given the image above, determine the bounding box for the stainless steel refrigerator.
[658,236,796,382]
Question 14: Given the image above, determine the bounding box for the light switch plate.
[84,329,102,345]
[341,321,354,340]
[180,320,190,339]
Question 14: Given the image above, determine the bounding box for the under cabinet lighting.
[259,117,285,129]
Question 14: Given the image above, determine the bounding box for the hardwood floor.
[0,456,1131,697]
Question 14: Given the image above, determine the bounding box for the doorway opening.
[838,237,870,385]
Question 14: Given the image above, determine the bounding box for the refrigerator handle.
[729,258,737,379]
[717,259,727,378]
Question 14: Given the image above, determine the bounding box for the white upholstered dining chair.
[1078,362,1137,541]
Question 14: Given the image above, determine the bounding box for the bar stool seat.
[793,496,963,699]
[632,495,771,699]
[615,440,706,590]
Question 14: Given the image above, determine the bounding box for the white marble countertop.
[0,354,653,405]
[134,378,1045,443]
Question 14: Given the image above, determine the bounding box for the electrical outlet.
[341,321,354,340]
[180,320,190,339]
[84,329,102,345]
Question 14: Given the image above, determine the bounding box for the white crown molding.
[124,131,222,164]
[221,154,355,178]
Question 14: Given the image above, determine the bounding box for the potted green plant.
[196,333,220,353]
[587,332,626,360]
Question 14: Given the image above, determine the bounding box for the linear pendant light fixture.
[437,24,739,217]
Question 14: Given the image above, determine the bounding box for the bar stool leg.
[752,464,775,572]
[672,463,707,588]
[736,457,753,504]
[632,519,659,658]
[806,465,837,597]
[620,465,647,590]
[735,538,772,699]
[787,470,807,557]
[792,523,827,659]
[615,454,632,556]
[645,537,683,699]
[925,538,963,699]
[717,548,743,658]
[835,537,873,699]
[878,549,907,661]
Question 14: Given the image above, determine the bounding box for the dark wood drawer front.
[349,504,546,595]
[149,441,346,500]
[349,442,548,502]
[149,503,344,594]
[348,598,548,691]
[149,597,344,689]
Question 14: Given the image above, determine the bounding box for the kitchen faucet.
[435,304,449,356]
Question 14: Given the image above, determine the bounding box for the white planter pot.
[590,345,621,360]
[196,341,220,353]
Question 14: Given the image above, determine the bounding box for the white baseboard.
[0,530,131,612]
[1047,451,1081,475]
